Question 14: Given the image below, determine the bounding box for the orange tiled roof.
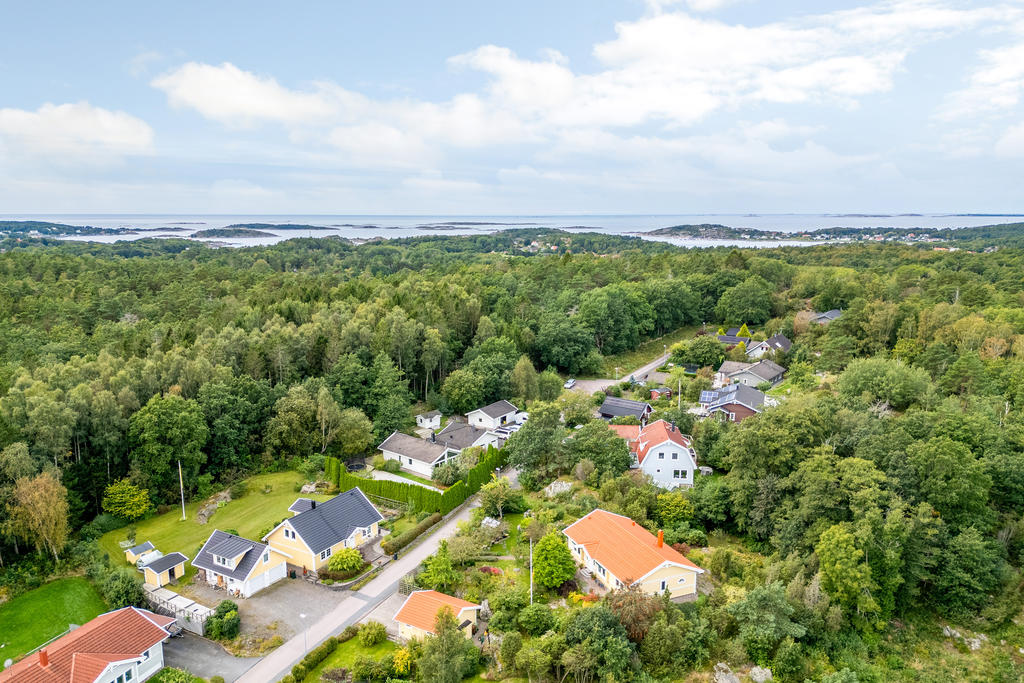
[563,509,703,583]
[609,419,691,465]
[394,590,480,634]
[0,607,174,683]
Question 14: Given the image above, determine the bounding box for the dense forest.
[3,228,1024,679]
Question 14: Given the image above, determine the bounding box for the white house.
[714,359,786,388]
[0,606,175,683]
[192,529,290,598]
[466,400,518,430]
[746,333,792,360]
[608,419,698,489]
[378,430,457,477]
[415,410,441,430]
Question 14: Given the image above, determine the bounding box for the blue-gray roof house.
[192,529,291,597]
[263,487,385,572]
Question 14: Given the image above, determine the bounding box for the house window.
[660,580,667,591]
[284,528,295,540]
[262,551,270,564]
[215,555,228,566]
[594,562,606,577]
[678,577,686,584]
[142,650,150,660]
[408,458,413,465]
[116,675,124,683]
[671,453,678,460]
[320,547,332,561]
[658,452,664,459]
[125,670,133,682]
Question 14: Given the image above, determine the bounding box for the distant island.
[222,223,337,231]
[0,220,186,236]
[192,227,276,238]
[642,224,792,240]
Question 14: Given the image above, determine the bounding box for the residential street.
[571,352,670,395]
[234,496,482,683]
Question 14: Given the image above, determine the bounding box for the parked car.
[563,378,576,389]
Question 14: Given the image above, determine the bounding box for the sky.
[2,0,1024,214]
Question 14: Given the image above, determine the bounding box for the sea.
[5,213,1023,249]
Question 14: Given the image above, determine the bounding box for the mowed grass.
[585,325,698,378]
[0,577,107,658]
[98,472,332,580]
[303,637,397,681]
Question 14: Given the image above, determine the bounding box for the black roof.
[436,421,490,450]
[283,488,384,554]
[192,530,267,581]
[145,552,188,574]
[471,400,518,419]
[700,384,766,411]
[289,498,315,514]
[207,534,256,559]
[717,335,751,345]
[128,541,154,555]
[599,396,652,418]
[378,430,449,463]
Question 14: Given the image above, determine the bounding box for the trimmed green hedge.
[381,513,442,555]
[326,444,506,515]
[278,625,360,683]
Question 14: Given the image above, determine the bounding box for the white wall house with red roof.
[609,419,698,489]
[562,509,703,601]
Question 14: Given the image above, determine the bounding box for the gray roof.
[379,431,449,464]
[418,410,441,418]
[744,359,786,382]
[726,327,742,336]
[145,552,188,574]
[129,541,154,555]
[193,530,268,581]
[764,333,792,352]
[289,498,314,514]
[599,396,653,418]
[717,360,752,375]
[284,488,384,554]
[207,534,257,559]
[815,309,842,322]
[700,383,766,412]
[436,421,490,450]
[471,400,518,419]
[717,335,751,345]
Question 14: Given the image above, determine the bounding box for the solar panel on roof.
[699,391,717,403]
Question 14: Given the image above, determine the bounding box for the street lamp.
[299,613,307,654]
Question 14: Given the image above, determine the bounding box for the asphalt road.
[571,352,670,395]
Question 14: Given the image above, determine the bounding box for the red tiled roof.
[563,509,703,584]
[609,419,691,465]
[394,590,479,634]
[0,607,174,683]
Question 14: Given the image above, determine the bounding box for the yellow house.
[125,540,156,565]
[264,488,384,573]
[192,530,290,598]
[394,590,480,641]
[563,509,704,601]
[141,552,188,587]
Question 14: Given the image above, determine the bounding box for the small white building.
[416,410,442,430]
[746,333,792,360]
[466,400,518,430]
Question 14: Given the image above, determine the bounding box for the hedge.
[317,562,370,582]
[381,512,442,555]
[326,444,506,515]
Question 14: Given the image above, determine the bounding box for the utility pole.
[678,377,682,410]
[529,534,534,604]
[178,460,186,521]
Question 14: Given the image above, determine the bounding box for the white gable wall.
[638,440,697,489]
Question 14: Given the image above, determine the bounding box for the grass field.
[98,471,331,587]
[0,577,107,659]
[391,469,440,488]
[303,637,398,680]
[586,325,698,378]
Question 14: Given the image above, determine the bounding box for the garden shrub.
[290,663,307,680]
[381,513,442,554]
[518,603,554,636]
[328,547,365,573]
[229,481,248,499]
[359,620,387,646]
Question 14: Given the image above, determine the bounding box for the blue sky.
[2,0,1024,214]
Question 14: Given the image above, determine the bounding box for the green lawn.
[585,326,697,378]
[487,513,524,555]
[98,472,332,579]
[391,470,440,488]
[0,577,107,659]
[303,637,398,681]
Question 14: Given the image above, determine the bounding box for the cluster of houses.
[380,400,524,478]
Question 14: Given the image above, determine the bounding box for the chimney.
[39,649,49,667]
[311,500,316,510]
[431,431,436,443]
[657,530,664,548]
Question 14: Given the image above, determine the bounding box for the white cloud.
[996,121,1024,156]
[0,101,153,160]
[938,41,1024,120]
[152,62,343,126]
